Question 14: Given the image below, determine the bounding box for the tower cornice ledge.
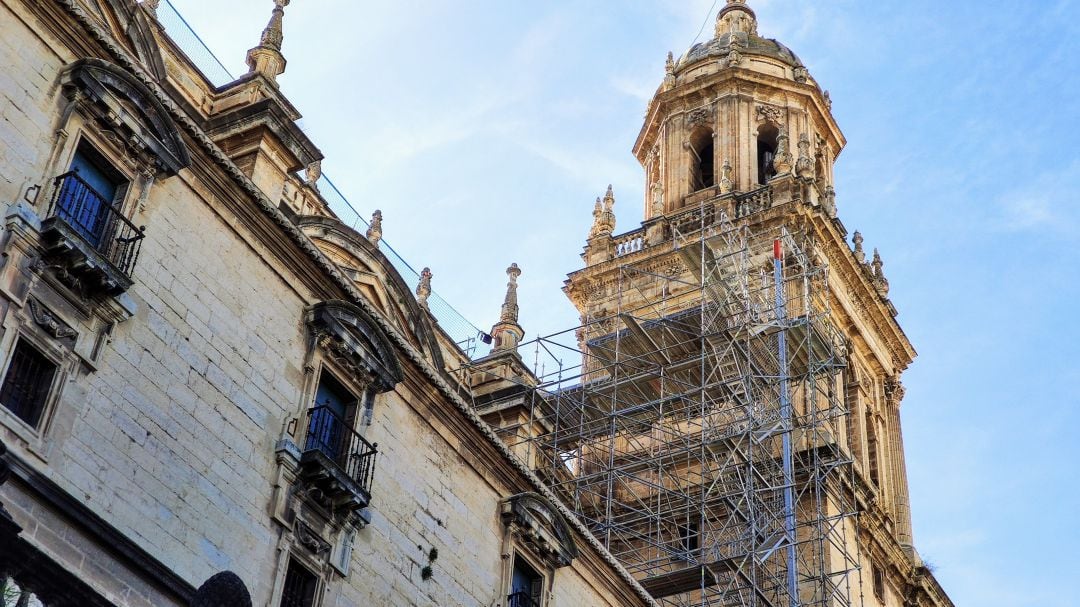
[807,207,917,373]
[634,68,845,164]
[565,194,915,374]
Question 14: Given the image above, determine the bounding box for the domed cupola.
[634,0,844,219]
[677,0,805,76]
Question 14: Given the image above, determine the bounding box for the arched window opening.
[689,129,715,191]
[844,365,864,462]
[757,125,779,185]
[866,411,881,487]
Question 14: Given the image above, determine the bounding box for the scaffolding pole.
[457,204,859,607]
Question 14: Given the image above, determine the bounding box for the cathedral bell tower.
[637,0,842,222]
[556,2,951,605]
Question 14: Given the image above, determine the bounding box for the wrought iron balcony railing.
[507,592,539,607]
[303,405,378,498]
[46,171,145,279]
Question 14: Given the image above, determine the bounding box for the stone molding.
[62,58,191,175]
[1,443,196,602]
[306,300,403,393]
[501,492,579,570]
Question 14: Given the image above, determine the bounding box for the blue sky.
[167,1,1080,604]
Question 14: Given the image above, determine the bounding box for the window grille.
[279,559,318,607]
[0,341,57,428]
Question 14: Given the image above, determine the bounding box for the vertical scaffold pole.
[774,238,799,607]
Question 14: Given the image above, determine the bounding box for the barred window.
[279,558,318,607]
[0,340,57,428]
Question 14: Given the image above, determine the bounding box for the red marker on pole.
[774,239,782,261]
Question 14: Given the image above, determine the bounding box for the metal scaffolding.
[463,210,859,607]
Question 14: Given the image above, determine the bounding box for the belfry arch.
[688,127,715,191]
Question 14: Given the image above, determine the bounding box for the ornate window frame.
[36,59,189,219]
[0,297,81,459]
[21,59,190,306]
[499,493,579,607]
[268,301,403,597]
[269,551,327,607]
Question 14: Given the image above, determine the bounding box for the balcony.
[298,405,378,512]
[39,171,145,296]
[507,592,539,607]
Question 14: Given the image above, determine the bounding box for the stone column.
[885,378,914,549]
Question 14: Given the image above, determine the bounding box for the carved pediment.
[306,301,402,393]
[298,216,445,370]
[501,492,578,569]
[62,58,190,175]
[99,0,168,80]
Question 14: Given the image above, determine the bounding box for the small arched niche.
[756,124,779,185]
[689,128,715,191]
[815,153,826,184]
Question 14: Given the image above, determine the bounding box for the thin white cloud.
[994,161,1079,234]
[517,139,641,195]
[609,72,658,102]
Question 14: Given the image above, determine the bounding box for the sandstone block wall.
[0,2,652,606]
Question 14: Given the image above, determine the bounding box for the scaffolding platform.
[458,217,859,607]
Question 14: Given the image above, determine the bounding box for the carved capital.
[756,104,785,124]
[884,378,906,405]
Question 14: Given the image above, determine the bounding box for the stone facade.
[0,1,656,606]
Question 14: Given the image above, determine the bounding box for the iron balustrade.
[507,592,539,607]
[48,171,145,277]
[304,405,378,495]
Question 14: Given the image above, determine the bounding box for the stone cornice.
[297,215,446,371]
[858,504,953,606]
[567,196,915,374]
[3,445,197,603]
[634,67,845,164]
[808,211,916,372]
[52,2,657,603]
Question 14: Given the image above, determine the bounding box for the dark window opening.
[508,555,543,607]
[757,126,779,185]
[280,558,319,607]
[866,412,881,487]
[680,521,700,556]
[0,340,58,428]
[689,129,715,191]
[872,563,885,600]
[61,144,125,247]
[302,369,379,495]
[306,371,360,461]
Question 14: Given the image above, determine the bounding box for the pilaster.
[885,378,914,550]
